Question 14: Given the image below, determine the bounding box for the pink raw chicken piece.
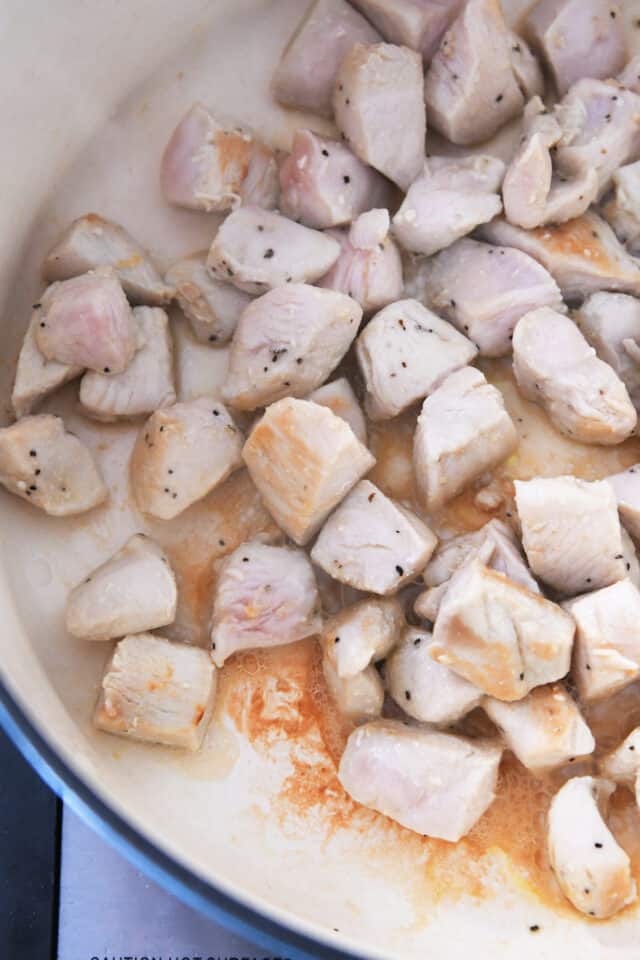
[35,268,137,374]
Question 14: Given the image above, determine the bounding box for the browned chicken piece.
[242,398,375,546]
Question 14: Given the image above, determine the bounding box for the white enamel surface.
[2,1,640,958]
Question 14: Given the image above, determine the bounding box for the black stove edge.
[0,678,364,960]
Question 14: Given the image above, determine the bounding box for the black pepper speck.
[264,248,275,259]
[396,565,404,576]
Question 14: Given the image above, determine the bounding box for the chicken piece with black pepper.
[210,541,321,667]
[575,292,640,411]
[130,396,243,520]
[547,776,636,919]
[600,728,640,801]
[222,284,361,411]
[11,314,83,419]
[311,480,437,595]
[165,253,252,345]
[321,597,404,678]
[0,415,106,516]
[356,298,477,420]
[207,207,340,295]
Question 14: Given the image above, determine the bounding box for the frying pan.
[2,1,640,957]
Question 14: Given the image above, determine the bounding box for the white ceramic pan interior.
[3,1,640,957]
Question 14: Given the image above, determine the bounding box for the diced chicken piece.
[607,463,640,540]
[555,79,640,199]
[130,396,243,520]
[339,720,502,841]
[601,161,640,253]
[333,43,426,191]
[356,298,477,420]
[207,207,340,295]
[423,518,540,592]
[243,398,375,545]
[309,378,367,446]
[478,212,640,301]
[34,268,137,373]
[79,307,175,421]
[575,292,640,410]
[424,0,537,146]
[508,29,545,99]
[165,253,251,345]
[386,627,483,725]
[565,579,640,703]
[392,156,504,257]
[11,314,82,419]
[172,319,229,403]
[94,633,216,751]
[484,684,594,774]
[321,596,404,678]
[421,237,564,357]
[503,97,599,229]
[600,728,640,794]
[515,476,626,595]
[513,307,636,444]
[318,210,403,313]
[311,479,437,594]
[43,213,173,305]
[322,657,383,723]
[414,368,518,511]
[547,776,636,919]
[279,130,392,230]
[272,0,380,118]
[66,534,177,641]
[0,415,106,516]
[430,559,575,701]
[210,540,320,667]
[160,103,278,212]
[619,54,640,94]
[222,284,360,411]
[526,0,626,97]
[350,0,465,60]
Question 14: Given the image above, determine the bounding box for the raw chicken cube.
[338,720,502,841]
[130,396,243,520]
[35,268,137,374]
[600,728,640,796]
[478,213,640,301]
[242,398,375,545]
[385,627,483,725]
[349,0,465,61]
[309,378,367,446]
[79,306,175,421]
[311,479,437,594]
[421,237,564,357]
[272,0,380,118]
[322,657,384,723]
[392,156,505,257]
[525,0,625,96]
[515,476,626,595]
[66,534,177,641]
[11,314,82,419]
[547,776,636,919]
[165,253,252,345]
[429,559,575,701]
[333,43,426,191]
[0,415,106,516]
[601,160,640,254]
[279,130,393,229]
[160,103,278,212]
[210,540,320,667]
[321,596,404,678]
[565,579,640,703]
[207,206,340,295]
[356,298,477,420]
[607,464,640,541]
[414,367,518,511]
[94,633,216,751]
[425,0,538,146]
[483,684,594,774]
[222,284,361,411]
[513,308,636,444]
[318,209,403,314]
[43,213,173,305]
[575,292,640,410]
